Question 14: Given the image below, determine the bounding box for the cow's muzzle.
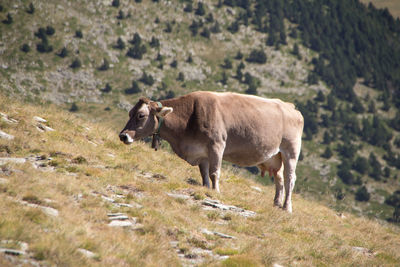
[119,132,134,144]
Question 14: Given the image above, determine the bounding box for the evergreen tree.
[70,58,82,69]
[27,3,35,14]
[322,131,331,144]
[21,44,30,53]
[315,90,325,102]
[177,72,185,82]
[75,30,83,38]
[101,83,112,93]
[221,71,228,85]
[46,26,55,36]
[352,156,369,175]
[149,37,160,48]
[125,81,141,94]
[98,58,109,71]
[170,59,178,68]
[112,0,120,7]
[69,103,79,112]
[321,146,333,159]
[195,2,206,16]
[246,49,267,64]
[115,37,126,50]
[223,58,232,69]
[355,186,370,202]
[57,47,68,58]
[184,3,193,13]
[200,27,211,38]
[2,13,13,25]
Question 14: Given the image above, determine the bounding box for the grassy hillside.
[1,94,400,266]
[1,0,400,224]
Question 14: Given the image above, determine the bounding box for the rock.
[108,214,129,221]
[201,228,236,239]
[77,248,97,259]
[0,248,25,256]
[36,123,55,132]
[0,112,18,123]
[202,198,256,217]
[101,195,115,203]
[0,158,26,165]
[167,193,190,200]
[33,116,47,123]
[0,130,14,140]
[108,220,133,227]
[273,264,284,267]
[251,186,262,192]
[18,199,59,217]
[351,246,375,257]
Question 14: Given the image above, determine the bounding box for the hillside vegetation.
[1,94,400,266]
[1,0,400,223]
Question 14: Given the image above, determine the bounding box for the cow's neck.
[157,97,193,152]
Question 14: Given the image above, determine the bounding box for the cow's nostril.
[119,133,127,142]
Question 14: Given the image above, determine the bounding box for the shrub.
[2,13,13,25]
[200,27,211,38]
[101,83,112,93]
[140,71,154,86]
[75,30,83,38]
[355,186,370,202]
[70,58,82,69]
[57,47,68,58]
[112,0,120,7]
[36,39,53,53]
[170,59,178,68]
[385,190,400,207]
[124,81,141,94]
[117,10,125,20]
[222,58,232,69]
[27,3,35,14]
[129,33,142,45]
[195,2,206,16]
[321,146,332,158]
[149,36,160,48]
[246,49,267,64]
[98,58,109,71]
[69,103,79,112]
[21,43,30,53]
[115,37,125,50]
[184,3,192,12]
[177,72,185,82]
[46,26,55,36]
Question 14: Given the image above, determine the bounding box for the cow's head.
[119,97,173,144]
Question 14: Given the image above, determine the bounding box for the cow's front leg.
[199,161,210,188]
[208,142,225,193]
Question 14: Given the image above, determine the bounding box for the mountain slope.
[1,93,400,265]
[1,0,400,223]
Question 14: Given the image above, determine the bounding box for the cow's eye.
[137,113,145,119]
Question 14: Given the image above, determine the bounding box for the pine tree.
[70,58,82,69]
[355,186,370,202]
[21,44,30,53]
[27,3,35,14]
[57,47,68,58]
[98,58,109,71]
[195,2,206,16]
[112,0,120,7]
[115,37,125,50]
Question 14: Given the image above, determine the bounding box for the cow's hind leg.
[274,165,284,208]
[258,153,284,207]
[281,141,301,213]
[208,142,225,193]
[199,161,210,188]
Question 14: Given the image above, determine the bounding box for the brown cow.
[119,91,303,212]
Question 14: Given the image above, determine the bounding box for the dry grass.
[0,94,399,266]
[361,0,400,17]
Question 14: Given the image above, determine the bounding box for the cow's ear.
[156,106,173,117]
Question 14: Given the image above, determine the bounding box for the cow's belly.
[223,141,280,167]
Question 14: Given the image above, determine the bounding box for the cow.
[119,91,304,212]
